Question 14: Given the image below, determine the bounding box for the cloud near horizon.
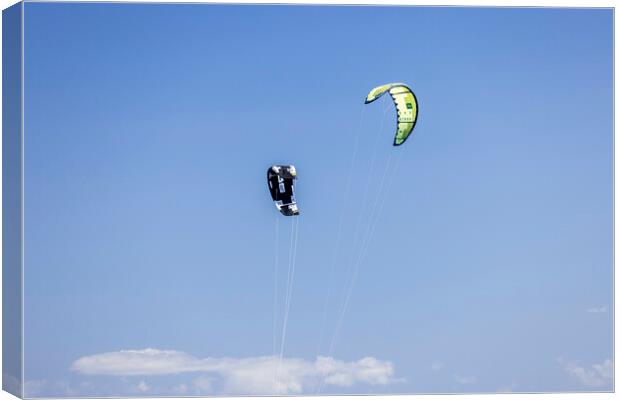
[453,373,477,384]
[559,358,612,388]
[431,361,444,371]
[70,348,399,395]
[586,305,608,313]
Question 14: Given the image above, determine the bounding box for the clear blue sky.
[21,3,612,397]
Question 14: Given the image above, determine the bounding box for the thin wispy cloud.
[131,380,150,393]
[172,383,189,395]
[193,376,212,394]
[24,379,98,398]
[71,348,399,395]
[497,381,518,392]
[453,374,477,384]
[431,361,444,371]
[586,306,608,313]
[558,358,612,388]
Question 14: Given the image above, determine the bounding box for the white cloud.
[586,306,608,313]
[193,376,212,394]
[71,348,398,395]
[134,380,150,393]
[71,348,200,376]
[453,374,477,384]
[497,381,518,392]
[559,358,612,388]
[431,361,444,371]
[172,383,189,395]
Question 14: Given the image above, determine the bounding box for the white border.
[0,1,615,400]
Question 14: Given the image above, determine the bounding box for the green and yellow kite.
[365,83,419,146]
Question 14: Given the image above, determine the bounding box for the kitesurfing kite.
[267,165,300,216]
[365,83,418,146]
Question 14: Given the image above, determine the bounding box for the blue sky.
[20,3,612,397]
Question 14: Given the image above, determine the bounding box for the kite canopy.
[267,165,300,216]
[365,83,418,146]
